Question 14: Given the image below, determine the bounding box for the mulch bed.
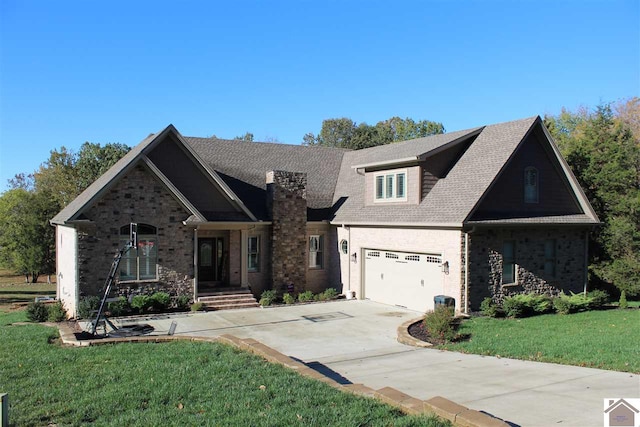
[407,318,469,346]
[407,320,444,346]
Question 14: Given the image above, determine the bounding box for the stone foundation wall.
[467,227,587,310]
[77,163,194,299]
[267,170,307,294]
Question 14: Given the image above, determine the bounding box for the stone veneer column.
[267,171,307,294]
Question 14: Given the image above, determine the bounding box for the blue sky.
[1,0,638,189]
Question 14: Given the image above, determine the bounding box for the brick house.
[52,116,599,317]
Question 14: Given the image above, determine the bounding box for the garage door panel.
[364,249,443,312]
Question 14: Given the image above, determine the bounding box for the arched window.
[524,167,539,203]
[119,224,157,281]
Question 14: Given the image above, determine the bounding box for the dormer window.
[524,167,538,203]
[374,170,407,202]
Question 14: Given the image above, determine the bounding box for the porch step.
[197,289,259,311]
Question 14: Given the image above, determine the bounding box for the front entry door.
[198,238,224,283]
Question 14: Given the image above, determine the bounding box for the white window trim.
[339,239,348,255]
[502,240,517,285]
[248,235,260,273]
[309,235,324,269]
[373,169,408,203]
[119,224,158,282]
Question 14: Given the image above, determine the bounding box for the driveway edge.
[397,317,433,347]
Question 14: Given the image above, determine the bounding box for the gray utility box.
[434,295,455,310]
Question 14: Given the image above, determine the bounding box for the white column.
[240,228,248,287]
[193,228,198,300]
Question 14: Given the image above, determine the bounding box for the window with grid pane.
[119,224,157,281]
[248,236,260,272]
[502,241,516,284]
[544,239,556,277]
[524,167,539,203]
[373,170,408,202]
[309,235,324,269]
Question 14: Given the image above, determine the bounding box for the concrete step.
[198,288,253,297]
[198,294,256,303]
[200,301,261,311]
[197,290,259,310]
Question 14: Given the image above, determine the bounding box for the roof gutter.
[351,156,419,171]
[330,221,463,229]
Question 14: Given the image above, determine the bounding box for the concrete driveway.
[115,300,639,427]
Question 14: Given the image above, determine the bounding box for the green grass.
[0,269,56,306]
[0,310,448,427]
[440,309,640,373]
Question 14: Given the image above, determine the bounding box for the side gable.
[146,134,249,221]
[51,125,255,225]
[469,123,583,220]
[466,118,600,225]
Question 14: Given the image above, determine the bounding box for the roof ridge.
[184,136,352,152]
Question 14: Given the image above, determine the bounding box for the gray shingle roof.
[52,116,599,227]
[183,137,348,221]
[331,116,598,225]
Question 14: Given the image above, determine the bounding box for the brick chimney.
[266,171,307,294]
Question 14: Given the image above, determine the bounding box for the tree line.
[544,98,639,297]
[0,104,637,298]
[0,143,129,282]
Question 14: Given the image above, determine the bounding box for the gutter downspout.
[193,228,198,302]
[464,226,476,315]
[348,225,353,298]
[583,230,589,295]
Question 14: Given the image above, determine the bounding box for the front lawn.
[0,269,56,308]
[440,309,640,373]
[0,310,448,427]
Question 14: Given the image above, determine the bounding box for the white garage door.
[364,249,443,312]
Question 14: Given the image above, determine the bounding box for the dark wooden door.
[198,238,224,282]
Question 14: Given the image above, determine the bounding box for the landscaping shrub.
[479,297,503,318]
[313,288,338,301]
[503,293,553,318]
[552,295,573,315]
[47,301,68,322]
[77,296,100,319]
[423,305,457,343]
[297,290,315,303]
[586,289,610,309]
[502,294,533,318]
[319,287,338,300]
[190,302,205,312]
[175,295,191,311]
[107,297,132,317]
[150,292,171,311]
[131,295,152,313]
[259,290,278,307]
[619,290,628,309]
[26,301,49,322]
[553,292,590,314]
[282,293,295,305]
[531,294,554,314]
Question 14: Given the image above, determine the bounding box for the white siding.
[56,225,78,317]
[347,227,463,312]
